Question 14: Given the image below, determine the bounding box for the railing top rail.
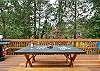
[7,39,100,42]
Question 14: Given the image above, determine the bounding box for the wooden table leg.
[64,54,69,63]
[24,54,33,67]
[32,55,36,63]
[69,54,77,67]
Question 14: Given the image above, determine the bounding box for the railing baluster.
[5,39,100,55]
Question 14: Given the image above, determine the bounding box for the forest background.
[0,0,100,39]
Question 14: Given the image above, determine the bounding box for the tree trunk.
[1,9,6,38]
[33,0,37,38]
[74,0,77,47]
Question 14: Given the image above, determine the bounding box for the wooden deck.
[0,55,100,71]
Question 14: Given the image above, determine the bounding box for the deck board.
[0,55,100,71]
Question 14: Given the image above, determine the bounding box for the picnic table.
[15,45,86,67]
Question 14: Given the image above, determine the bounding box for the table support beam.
[24,54,33,67]
[32,55,36,63]
[64,54,69,63]
[64,54,77,67]
[24,54,77,67]
[69,54,77,67]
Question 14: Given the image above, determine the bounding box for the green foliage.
[0,0,100,39]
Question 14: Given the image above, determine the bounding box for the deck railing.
[5,39,100,55]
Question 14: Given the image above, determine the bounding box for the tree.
[0,0,8,38]
[82,0,100,38]
[52,0,92,38]
[0,0,95,39]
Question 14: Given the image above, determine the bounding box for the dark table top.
[15,45,85,54]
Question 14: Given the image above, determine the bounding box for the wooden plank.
[8,67,90,71]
